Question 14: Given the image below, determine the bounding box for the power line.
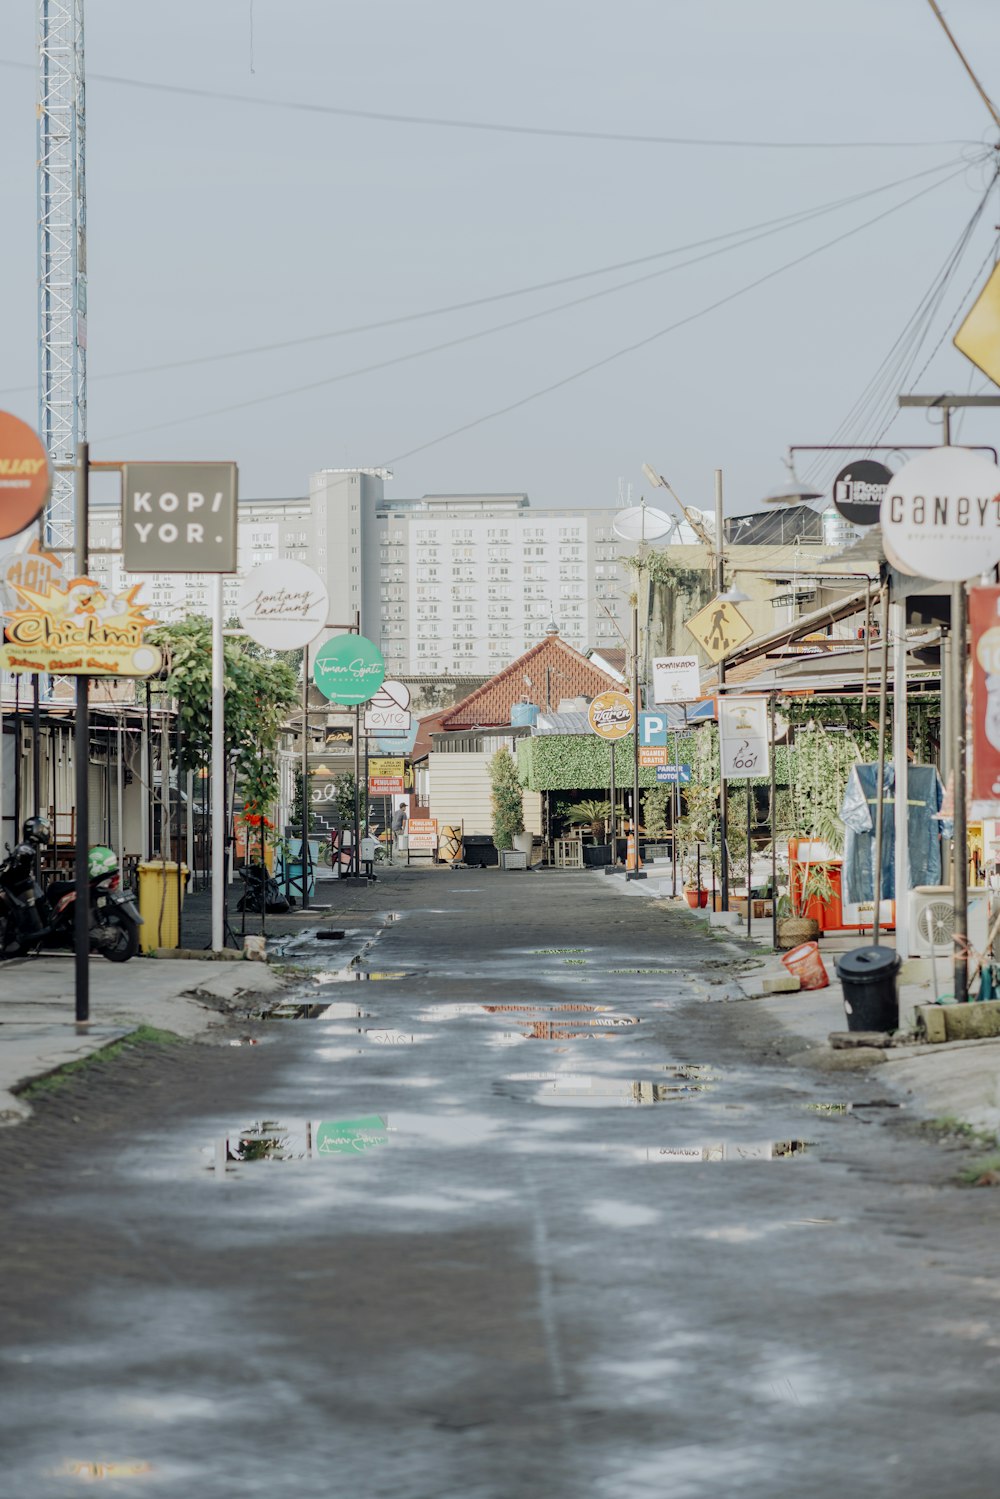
[96,157,980,446]
[377,162,973,468]
[0,155,973,398]
[0,56,975,150]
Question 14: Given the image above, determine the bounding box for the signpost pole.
[608,742,616,870]
[770,695,778,953]
[211,574,225,951]
[627,596,645,880]
[715,468,730,912]
[301,640,310,912]
[73,442,90,1024]
[353,704,361,879]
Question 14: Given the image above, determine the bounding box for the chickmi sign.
[122,462,238,573]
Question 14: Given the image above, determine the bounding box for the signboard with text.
[0,411,51,540]
[407,818,438,851]
[313,634,385,705]
[718,696,770,780]
[368,757,405,795]
[655,764,692,784]
[237,558,327,649]
[971,585,1000,806]
[652,656,700,703]
[589,691,634,740]
[122,461,237,573]
[879,446,1000,581]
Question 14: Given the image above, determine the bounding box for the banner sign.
[0,410,51,540]
[652,656,700,703]
[0,547,162,677]
[831,459,892,527]
[237,559,328,649]
[639,746,668,767]
[655,764,692,784]
[589,690,634,740]
[879,446,1000,581]
[971,585,1000,803]
[718,696,770,780]
[121,461,238,573]
[368,757,405,794]
[407,818,438,851]
[364,680,411,733]
[313,634,385,705]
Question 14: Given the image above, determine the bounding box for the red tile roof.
[440,633,622,730]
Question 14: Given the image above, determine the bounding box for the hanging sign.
[588,690,634,740]
[0,411,51,540]
[121,461,238,573]
[0,548,161,677]
[237,559,328,649]
[970,586,1000,803]
[313,634,385,705]
[718,696,770,780]
[954,261,1000,390]
[685,599,753,663]
[368,757,405,794]
[652,656,701,703]
[655,764,692,784]
[879,446,1000,581]
[831,459,893,527]
[364,681,411,734]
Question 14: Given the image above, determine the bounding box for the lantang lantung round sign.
[237,559,328,649]
[879,445,1000,581]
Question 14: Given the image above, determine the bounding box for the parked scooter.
[0,817,143,962]
[236,862,292,914]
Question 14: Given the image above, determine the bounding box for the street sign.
[651,656,701,703]
[0,411,51,540]
[639,746,668,767]
[831,459,892,528]
[639,711,669,747]
[588,690,634,740]
[685,598,753,663]
[121,462,238,573]
[718,696,770,780]
[368,756,405,794]
[879,446,1000,581]
[364,680,411,733]
[407,818,438,851]
[237,559,328,649]
[655,764,692,784]
[0,548,162,678]
[313,634,385,705]
[954,261,1000,389]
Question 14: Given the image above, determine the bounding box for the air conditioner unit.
[909,887,990,958]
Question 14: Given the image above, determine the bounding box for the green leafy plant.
[642,786,671,838]
[489,748,525,850]
[565,798,611,842]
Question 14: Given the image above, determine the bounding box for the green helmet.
[87,845,118,878]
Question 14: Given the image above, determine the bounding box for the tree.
[149,617,297,813]
[489,748,524,850]
[565,798,611,842]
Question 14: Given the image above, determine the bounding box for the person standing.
[391,804,407,860]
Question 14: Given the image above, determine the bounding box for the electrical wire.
[0,154,973,399]
[0,57,975,150]
[376,161,974,469]
[96,158,977,448]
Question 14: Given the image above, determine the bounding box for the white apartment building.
[83,469,716,673]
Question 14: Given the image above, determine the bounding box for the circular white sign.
[237,560,329,649]
[879,446,1000,582]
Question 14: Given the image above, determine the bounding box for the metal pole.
[353,704,361,878]
[73,442,90,1024]
[175,714,184,949]
[301,641,310,910]
[627,590,645,880]
[609,739,616,864]
[211,574,225,951]
[954,577,969,998]
[715,468,729,910]
[671,732,679,895]
[770,695,778,953]
[746,785,753,940]
[145,681,154,858]
[116,718,125,891]
[872,584,890,945]
[32,675,41,818]
[891,596,910,960]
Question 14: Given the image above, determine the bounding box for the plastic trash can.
[137,860,188,953]
[835,945,901,1032]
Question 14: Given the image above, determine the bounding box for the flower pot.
[684,888,707,909]
[513,831,534,858]
[583,843,613,868]
[776,915,821,950]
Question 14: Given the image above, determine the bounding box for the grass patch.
[18,1024,183,1098]
[958,1152,1000,1187]
[918,1115,998,1148]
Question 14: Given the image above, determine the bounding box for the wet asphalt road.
[3,867,1000,1497]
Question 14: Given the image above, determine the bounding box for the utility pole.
[715,469,729,912]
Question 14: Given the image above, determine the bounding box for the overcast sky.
[1,0,999,513]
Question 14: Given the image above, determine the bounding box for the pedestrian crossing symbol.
[684,597,753,663]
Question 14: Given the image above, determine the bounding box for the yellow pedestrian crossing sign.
[685,597,753,663]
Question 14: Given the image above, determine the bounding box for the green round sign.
[313,634,385,705]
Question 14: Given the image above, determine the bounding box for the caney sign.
[879,446,1000,582]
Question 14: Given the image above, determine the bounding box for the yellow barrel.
[440,825,463,863]
[137,860,189,953]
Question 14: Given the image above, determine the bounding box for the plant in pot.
[489,748,526,853]
[565,798,612,867]
[681,858,707,908]
[775,720,858,948]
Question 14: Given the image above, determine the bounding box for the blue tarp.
[839,764,944,903]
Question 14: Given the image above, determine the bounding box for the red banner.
[970,585,1000,802]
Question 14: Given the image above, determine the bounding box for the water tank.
[511,700,539,728]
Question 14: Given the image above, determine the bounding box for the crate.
[500,849,528,871]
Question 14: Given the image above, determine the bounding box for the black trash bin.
[835,945,901,1032]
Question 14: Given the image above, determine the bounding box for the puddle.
[364,1029,429,1046]
[516,1017,639,1039]
[501,1074,709,1106]
[643,1140,812,1163]
[62,1461,154,1480]
[315,930,347,941]
[212,1115,390,1167]
[327,970,408,983]
[266,1001,371,1020]
[531,948,590,955]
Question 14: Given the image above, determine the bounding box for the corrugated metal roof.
[534,711,593,735]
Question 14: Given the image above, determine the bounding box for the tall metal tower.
[37,0,86,552]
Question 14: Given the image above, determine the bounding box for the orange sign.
[588,691,635,741]
[0,411,52,540]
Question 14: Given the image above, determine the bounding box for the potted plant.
[681,859,707,908]
[489,748,525,854]
[565,799,612,867]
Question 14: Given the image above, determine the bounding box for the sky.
[1,0,1000,514]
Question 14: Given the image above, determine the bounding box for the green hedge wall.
[517,732,699,791]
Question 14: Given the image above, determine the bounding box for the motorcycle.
[0,817,143,963]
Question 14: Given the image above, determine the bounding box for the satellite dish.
[613,505,672,542]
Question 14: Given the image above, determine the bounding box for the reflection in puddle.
[267,1001,370,1020]
[62,1461,154,1479]
[365,1029,429,1046]
[531,948,590,955]
[214,1115,390,1166]
[329,970,408,983]
[644,1140,812,1163]
[315,930,347,941]
[503,1074,708,1105]
[517,1017,638,1039]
